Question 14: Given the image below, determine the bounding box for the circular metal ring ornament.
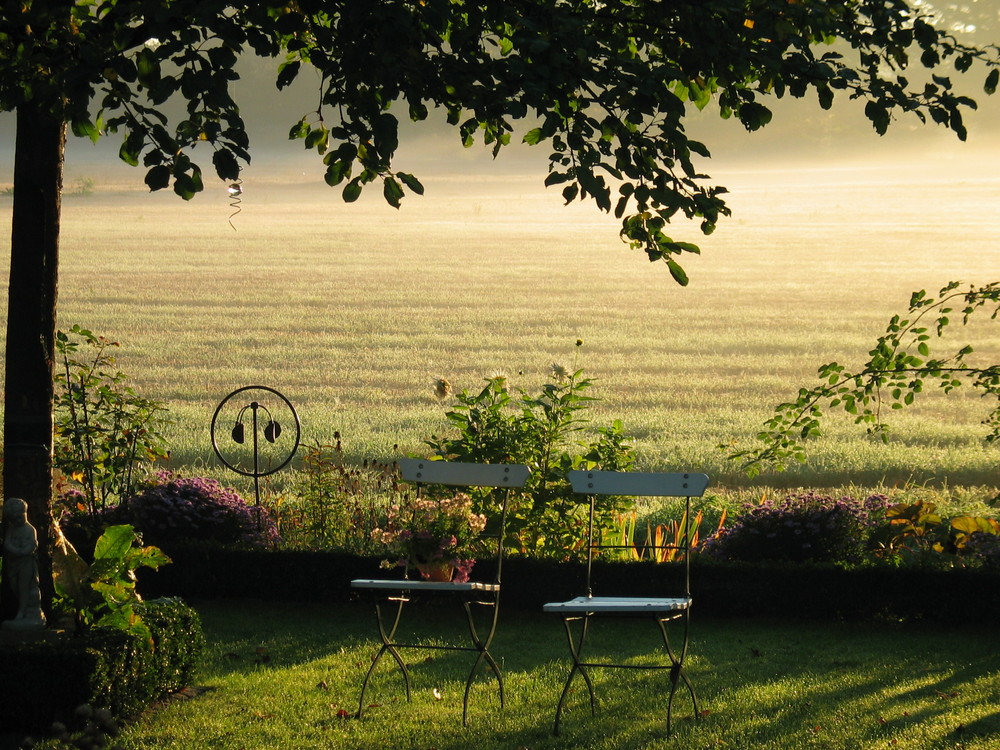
[211,385,301,480]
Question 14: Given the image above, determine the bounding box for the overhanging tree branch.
[731,282,1000,478]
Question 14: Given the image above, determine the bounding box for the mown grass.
[1,165,998,489]
[39,599,1000,750]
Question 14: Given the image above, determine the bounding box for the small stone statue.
[2,497,46,630]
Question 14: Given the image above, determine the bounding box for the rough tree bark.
[1,100,65,620]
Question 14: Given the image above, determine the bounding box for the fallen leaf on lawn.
[698,709,712,718]
[432,688,443,701]
[317,681,329,690]
[336,708,351,719]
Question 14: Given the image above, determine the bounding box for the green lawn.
[57,599,1000,750]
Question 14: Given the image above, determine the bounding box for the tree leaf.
[212,149,241,181]
[986,68,999,95]
[383,176,404,208]
[523,128,544,145]
[342,178,363,203]
[397,172,424,195]
[144,165,171,191]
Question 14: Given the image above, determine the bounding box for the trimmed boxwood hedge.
[140,547,1000,624]
[0,597,203,732]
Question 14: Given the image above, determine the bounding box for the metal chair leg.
[461,600,504,726]
[553,615,597,735]
[658,614,699,735]
[357,599,411,718]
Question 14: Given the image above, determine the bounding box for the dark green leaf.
[144,165,171,191]
[666,259,689,286]
[342,178,363,203]
[276,60,301,90]
[865,101,890,135]
[212,149,241,181]
[397,172,424,195]
[373,113,399,159]
[986,69,999,95]
[71,117,101,144]
[383,176,404,208]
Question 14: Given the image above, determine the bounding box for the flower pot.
[416,561,455,582]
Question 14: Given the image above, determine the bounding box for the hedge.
[139,547,1000,624]
[0,597,204,732]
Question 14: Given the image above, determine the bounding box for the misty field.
[1,163,998,493]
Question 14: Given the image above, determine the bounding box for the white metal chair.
[351,458,530,725]
[543,469,710,735]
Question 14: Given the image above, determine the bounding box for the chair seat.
[543,595,690,614]
[351,578,500,593]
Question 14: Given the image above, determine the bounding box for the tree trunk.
[1,101,65,621]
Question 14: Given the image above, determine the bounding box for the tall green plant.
[53,523,171,640]
[280,434,402,553]
[54,325,170,517]
[425,362,635,557]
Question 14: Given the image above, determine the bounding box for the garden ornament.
[2,497,46,630]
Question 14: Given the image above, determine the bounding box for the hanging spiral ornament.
[227,175,243,231]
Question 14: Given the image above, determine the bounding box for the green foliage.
[425,363,635,557]
[869,499,1000,568]
[54,524,171,641]
[734,282,1000,476]
[277,435,403,554]
[54,325,170,517]
[603,507,722,563]
[0,598,202,733]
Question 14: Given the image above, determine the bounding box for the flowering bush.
[120,472,279,549]
[965,531,1000,570]
[702,492,891,565]
[372,493,487,582]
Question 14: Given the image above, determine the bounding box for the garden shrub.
[118,472,279,550]
[54,325,170,517]
[276,435,403,553]
[965,531,1000,570]
[0,597,203,732]
[702,492,891,564]
[425,360,635,559]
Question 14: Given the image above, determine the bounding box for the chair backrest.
[399,458,530,582]
[400,459,530,489]
[567,470,710,598]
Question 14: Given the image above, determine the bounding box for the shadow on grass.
[125,599,1000,750]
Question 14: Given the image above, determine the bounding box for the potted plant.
[373,493,487,582]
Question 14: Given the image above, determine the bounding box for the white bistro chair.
[351,458,529,725]
[543,469,710,735]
